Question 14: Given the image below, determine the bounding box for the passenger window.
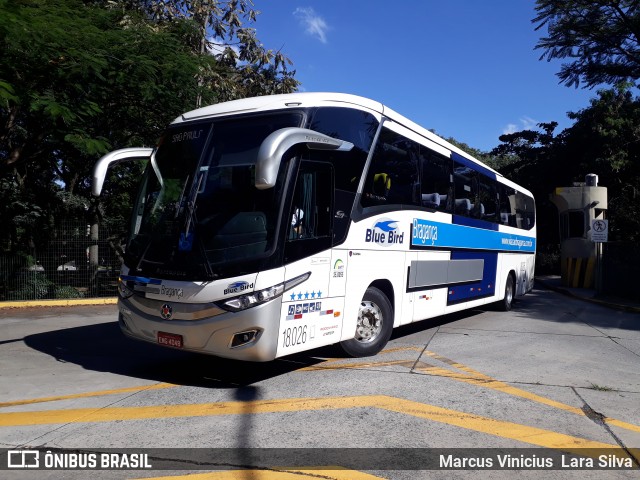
[361,128,420,208]
[499,185,535,229]
[453,161,477,217]
[516,191,536,229]
[477,174,498,222]
[419,149,452,212]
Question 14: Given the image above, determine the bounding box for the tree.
[0,0,298,265]
[491,86,640,243]
[559,86,640,240]
[533,0,640,88]
[109,0,298,106]
[1,0,207,252]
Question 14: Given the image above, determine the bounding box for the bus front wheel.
[340,287,393,357]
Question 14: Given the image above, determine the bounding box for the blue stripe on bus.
[451,151,497,179]
[410,218,536,252]
[120,275,162,285]
[446,251,497,304]
[452,214,499,231]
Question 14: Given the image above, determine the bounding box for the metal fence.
[602,242,640,300]
[0,218,123,302]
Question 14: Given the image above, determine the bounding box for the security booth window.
[560,210,585,239]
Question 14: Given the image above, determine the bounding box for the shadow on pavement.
[514,286,640,332]
[21,308,486,388]
[22,285,634,390]
[22,321,332,389]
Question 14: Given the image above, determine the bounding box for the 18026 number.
[282,325,307,348]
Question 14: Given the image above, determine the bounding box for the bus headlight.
[118,277,134,299]
[218,272,310,312]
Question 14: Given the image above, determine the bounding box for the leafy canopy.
[534,0,640,88]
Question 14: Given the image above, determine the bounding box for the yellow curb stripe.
[0,298,117,309]
[0,383,178,408]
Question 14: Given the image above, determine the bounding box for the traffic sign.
[591,219,608,242]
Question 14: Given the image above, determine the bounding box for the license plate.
[157,332,183,348]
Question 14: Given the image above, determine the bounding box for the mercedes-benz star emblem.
[160,304,173,320]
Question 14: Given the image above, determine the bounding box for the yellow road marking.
[0,383,178,408]
[0,396,374,426]
[0,395,623,454]
[136,467,385,480]
[305,346,422,368]
[2,345,637,457]
[300,360,412,371]
[303,349,640,435]
[375,396,619,456]
[418,351,640,434]
[414,362,585,415]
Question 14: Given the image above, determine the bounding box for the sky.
[250,0,597,152]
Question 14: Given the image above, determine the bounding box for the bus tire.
[340,287,393,357]
[498,273,515,311]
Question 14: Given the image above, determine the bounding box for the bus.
[92,92,536,361]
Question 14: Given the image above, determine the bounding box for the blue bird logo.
[374,220,398,232]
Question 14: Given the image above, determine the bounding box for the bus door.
[277,161,342,356]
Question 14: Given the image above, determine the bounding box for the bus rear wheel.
[340,287,393,357]
[498,273,515,311]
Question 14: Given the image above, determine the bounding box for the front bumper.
[118,294,282,361]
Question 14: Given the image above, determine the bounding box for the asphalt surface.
[0,284,638,479]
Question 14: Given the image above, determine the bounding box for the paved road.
[0,286,638,479]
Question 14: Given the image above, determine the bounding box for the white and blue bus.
[93,93,535,361]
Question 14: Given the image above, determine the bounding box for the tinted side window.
[361,128,420,208]
[516,191,536,229]
[453,161,477,217]
[477,173,498,222]
[499,185,535,229]
[419,149,452,212]
[499,185,516,226]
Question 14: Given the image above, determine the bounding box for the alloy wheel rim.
[355,300,383,343]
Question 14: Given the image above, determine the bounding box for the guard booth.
[550,174,608,288]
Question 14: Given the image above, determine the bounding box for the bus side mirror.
[255,127,353,190]
[92,148,153,197]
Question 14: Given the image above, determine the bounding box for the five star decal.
[289,290,323,301]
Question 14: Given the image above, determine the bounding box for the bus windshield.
[126,112,304,279]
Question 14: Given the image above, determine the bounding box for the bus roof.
[173,92,503,179]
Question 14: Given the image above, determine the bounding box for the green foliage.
[54,285,84,299]
[560,85,640,240]
[0,0,299,271]
[8,272,53,300]
[491,86,640,243]
[534,0,640,89]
